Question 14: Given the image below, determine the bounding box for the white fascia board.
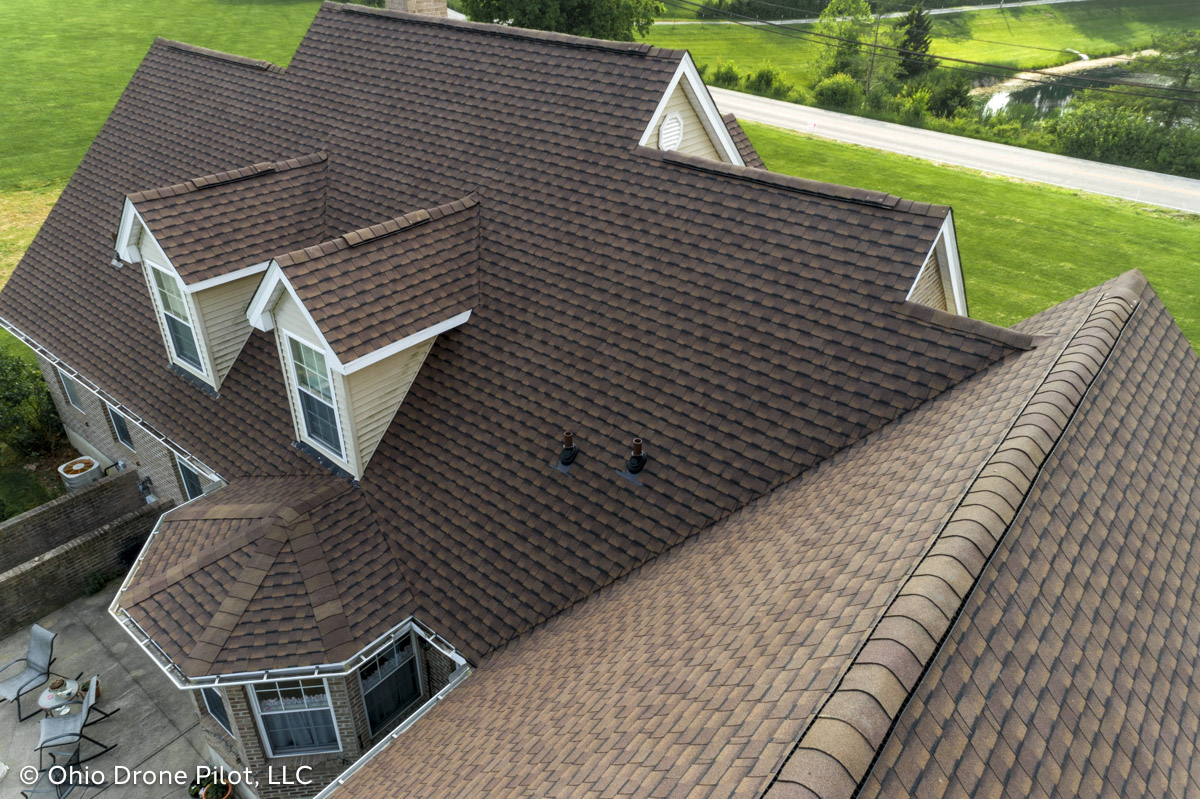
[334,310,471,375]
[638,54,745,167]
[126,206,181,279]
[115,198,139,262]
[246,265,343,369]
[186,260,271,293]
[940,210,969,317]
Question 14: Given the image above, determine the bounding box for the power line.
[659,0,1200,104]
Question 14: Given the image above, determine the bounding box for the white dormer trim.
[906,211,969,316]
[187,260,271,293]
[639,53,745,168]
[248,261,472,376]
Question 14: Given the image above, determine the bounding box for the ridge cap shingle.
[127,150,327,204]
[767,269,1148,799]
[156,37,285,73]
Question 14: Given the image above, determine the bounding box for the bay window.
[249,679,340,757]
[358,634,422,735]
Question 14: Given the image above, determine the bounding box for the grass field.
[741,122,1200,343]
[643,0,1200,87]
[0,0,323,191]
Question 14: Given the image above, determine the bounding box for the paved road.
[712,87,1200,214]
[658,0,1095,25]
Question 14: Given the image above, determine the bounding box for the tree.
[0,354,65,459]
[462,0,662,41]
[815,0,874,81]
[1133,31,1200,127]
[897,4,936,80]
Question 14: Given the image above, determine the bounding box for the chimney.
[385,0,448,16]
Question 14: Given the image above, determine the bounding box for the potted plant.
[187,775,211,797]
[78,677,100,700]
[201,779,232,799]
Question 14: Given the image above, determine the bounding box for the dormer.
[907,211,968,315]
[640,54,745,166]
[247,197,479,479]
[116,153,329,390]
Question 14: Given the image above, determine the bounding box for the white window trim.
[148,262,208,378]
[202,687,235,738]
[638,53,745,167]
[357,631,424,737]
[106,404,135,451]
[177,457,205,501]
[248,678,344,759]
[56,367,84,412]
[283,330,347,462]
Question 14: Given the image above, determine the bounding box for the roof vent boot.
[626,438,648,474]
[560,431,579,466]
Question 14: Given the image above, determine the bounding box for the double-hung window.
[57,367,84,411]
[250,679,340,757]
[202,687,233,737]
[178,459,204,501]
[286,335,343,457]
[358,634,421,735]
[107,406,134,450]
[150,265,204,372]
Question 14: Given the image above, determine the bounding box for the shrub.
[710,61,742,89]
[812,73,864,110]
[1049,100,1200,179]
[899,86,930,124]
[0,353,66,460]
[744,63,793,100]
[85,571,116,595]
[921,72,971,119]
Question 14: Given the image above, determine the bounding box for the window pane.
[299,391,342,456]
[203,688,232,735]
[262,708,338,755]
[179,462,203,500]
[109,409,133,448]
[289,338,332,401]
[165,315,203,369]
[59,371,82,409]
[360,641,420,734]
[152,268,191,321]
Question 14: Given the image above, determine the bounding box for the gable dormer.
[908,211,968,315]
[247,197,479,479]
[116,153,329,390]
[640,54,745,166]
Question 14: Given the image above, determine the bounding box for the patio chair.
[0,624,58,722]
[22,745,91,798]
[36,677,117,765]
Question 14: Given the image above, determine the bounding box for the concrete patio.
[0,582,207,798]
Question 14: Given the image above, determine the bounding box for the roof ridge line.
[329,2,663,56]
[766,270,1147,799]
[276,194,478,266]
[895,300,1038,351]
[127,151,328,203]
[641,147,927,212]
[156,38,285,73]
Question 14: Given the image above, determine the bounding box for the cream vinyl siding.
[649,82,725,163]
[194,274,259,385]
[139,231,170,270]
[910,248,951,312]
[274,291,324,345]
[344,337,436,470]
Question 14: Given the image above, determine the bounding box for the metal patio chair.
[36,677,118,765]
[22,744,92,798]
[0,624,59,722]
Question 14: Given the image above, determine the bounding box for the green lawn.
[643,0,1200,87]
[0,0,324,191]
[743,121,1200,344]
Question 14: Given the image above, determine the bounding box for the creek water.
[983,64,1169,116]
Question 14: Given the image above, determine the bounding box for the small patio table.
[36,679,79,718]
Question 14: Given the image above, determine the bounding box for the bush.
[921,72,971,119]
[710,61,742,89]
[813,73,864,110]
[0,353,66,460]
[744,63,793,100]
[1049,100,1200,179]
[899,86,930,124]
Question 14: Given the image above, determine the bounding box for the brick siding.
[37,353,220,504]
[0,499,171,637]
[0,471,143,573]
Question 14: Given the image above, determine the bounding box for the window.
[107,406,134,450]
[249,679,340,757]
[150,265,204,372]
[178,459,204,501]
[358,635,421,735]
[286,335,343,457]
[202,687,233,737]
[57,368,84,411]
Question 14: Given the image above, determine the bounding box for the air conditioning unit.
[58,456,101,491]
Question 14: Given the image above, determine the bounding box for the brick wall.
[0,499,171,637]
[385,0,447,15]
[37,353,220,505]
[423,641,456,694]
[0,471,143,573]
